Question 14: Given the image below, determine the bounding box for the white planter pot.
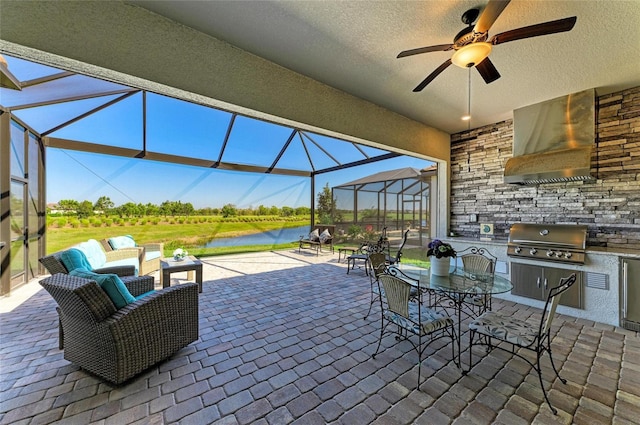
[430,257,451,277]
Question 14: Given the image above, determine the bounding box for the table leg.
[161,269,170,289]
[196,265,203,293]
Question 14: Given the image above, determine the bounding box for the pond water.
[201,225,311,248]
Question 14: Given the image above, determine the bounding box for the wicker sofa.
[40,273,199,384]
[40,239,141,277]
[100,236,164,276]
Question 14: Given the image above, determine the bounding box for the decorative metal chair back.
[387,228,410,264]
[541,273,577,334]
[368,252,387,281]
[363,252,389,320]
[459,247,496,276]
[378,273,414,319]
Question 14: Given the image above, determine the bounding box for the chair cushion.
[69,269,136,309]
[108,235,136,250]
[319,228,332,243]
[309,228,320,241]
[75,239,107,269]
[144,251,162,261]
[135,290,156,300]
[59,248,93,272]
[384,303,453,336]
[469,311,538,346]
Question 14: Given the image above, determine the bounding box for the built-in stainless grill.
[507,223,588,265]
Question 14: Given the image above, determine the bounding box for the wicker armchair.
[40,273,199,385]
[101,237,164,276]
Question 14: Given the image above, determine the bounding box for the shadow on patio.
[1,251,639,424]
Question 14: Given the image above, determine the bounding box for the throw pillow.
[108,235,137,250]
[75,239,107,270]
[69,269,136,309]
[309,228,320,241]
[319,229,332,243]
[60,248,93,272]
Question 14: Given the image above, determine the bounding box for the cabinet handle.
[544,278,548,290]
[623,262,628,317]
[537,277,541,289]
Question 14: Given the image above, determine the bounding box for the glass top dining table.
[388,262,513,370]
[389,263,513,296]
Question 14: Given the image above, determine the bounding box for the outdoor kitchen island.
[442,237,640,328]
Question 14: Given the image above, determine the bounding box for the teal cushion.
[109,235,136,250]
[135,290,155,300]
[69,269,136,309]
[60,248,92,272]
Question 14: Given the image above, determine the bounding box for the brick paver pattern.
[1,251,639,424]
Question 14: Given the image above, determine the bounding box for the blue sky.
[46,149,431,209]
[5,54,433,209]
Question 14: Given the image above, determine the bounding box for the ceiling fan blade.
[490,16,577,45]
[476,57,501,84]
[413,59,452,92]
[474,0,511,34]
[397,44,453,58]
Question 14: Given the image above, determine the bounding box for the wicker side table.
[160,256,203,293]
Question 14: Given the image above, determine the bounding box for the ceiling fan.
[398,0,577,92]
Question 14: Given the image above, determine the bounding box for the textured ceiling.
[130,0,640,135]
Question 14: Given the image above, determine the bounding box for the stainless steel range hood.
[504,89,595,185]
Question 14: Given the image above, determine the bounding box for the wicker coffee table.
[160,256,203,293]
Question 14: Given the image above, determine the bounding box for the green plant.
[347,225,361,239]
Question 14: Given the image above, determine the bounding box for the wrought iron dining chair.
[458,246,497,315]
[364,252,387,319]
[372,269,455,389]
[468,273,577,415]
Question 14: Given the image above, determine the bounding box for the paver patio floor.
[1,250,639,424]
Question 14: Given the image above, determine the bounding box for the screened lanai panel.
[10,120,25,177]
[146,93,233,158]
[0,73,132,110]
[333,187,354,222]
[303,133,381,165]
[48,92,143,149]
[359,181,386,192]
[223,116,294,167]
[1,56,62,82]
[12,94,127,135]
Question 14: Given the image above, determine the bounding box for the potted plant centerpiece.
[427,239,456,276]
[173,248,188,261]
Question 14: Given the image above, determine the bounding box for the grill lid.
[508,223,588,264]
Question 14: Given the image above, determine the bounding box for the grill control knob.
[555,252,563,258]
[565,252,573,259]
[530,248,537,255]
[546,250,554,257]
[515,247,522,254]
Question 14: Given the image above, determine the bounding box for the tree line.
[50,183,339,221]
[51,196,311,219]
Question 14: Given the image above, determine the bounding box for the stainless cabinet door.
[511,263,543,300]
[543,268,582,309]
[623,259,640,323]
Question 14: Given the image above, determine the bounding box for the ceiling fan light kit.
[451,42,492,68]
[397,0,577,92]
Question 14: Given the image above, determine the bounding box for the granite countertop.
[586,246,640,258]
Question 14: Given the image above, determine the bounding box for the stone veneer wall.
[450,86,640,249]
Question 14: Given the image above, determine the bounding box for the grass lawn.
[46,218,310,255]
